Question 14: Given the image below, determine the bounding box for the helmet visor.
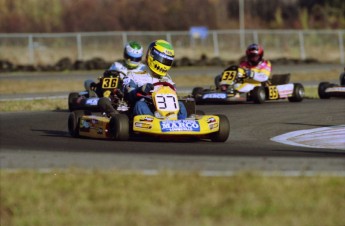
[124,52,141,62]
[152,49,174,66]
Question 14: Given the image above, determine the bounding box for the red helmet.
[246,43,264,66]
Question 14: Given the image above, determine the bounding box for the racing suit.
[108,59,146,77]
[123,70,187,119]
[81,60,147,116]
[215,60,272,92]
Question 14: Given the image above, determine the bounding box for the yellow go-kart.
[192,65,304,104]
[68,82,230,142]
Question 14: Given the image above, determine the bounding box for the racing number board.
[102,77,119,89]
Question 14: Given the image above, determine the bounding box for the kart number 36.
[102,77,119,89]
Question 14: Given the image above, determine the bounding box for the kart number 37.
[155,94,179,111]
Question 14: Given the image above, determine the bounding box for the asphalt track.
[0,65,344,175]
[1,98,344,174]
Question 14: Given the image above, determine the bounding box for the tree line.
[0,0,344,33]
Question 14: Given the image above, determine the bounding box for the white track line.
[271,125,345,150]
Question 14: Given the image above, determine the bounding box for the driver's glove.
[139,83,154,95]
[246,69,255,79]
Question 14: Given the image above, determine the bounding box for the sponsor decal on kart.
[208,122,219,130]
[277,84,293,98]
[139,117,154,122]
[160,120,200,132]
[81,120,90,128]
[202,93,227,99]
[85,98,99,106]
[207,117,216,123]
[326,87,345,92]
[97,128,103,135]
[79,119,90,132]
[134,122,152,129]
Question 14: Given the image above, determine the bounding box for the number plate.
[102,77,119,89]
[154,94,179,111]
[221,70,236,84]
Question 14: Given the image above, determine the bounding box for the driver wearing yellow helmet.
[123,39,187,119]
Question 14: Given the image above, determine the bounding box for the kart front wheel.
[210,114,230,142]
[109,114,130,141]
[68,92,80,111]
[288,83,304,102]
[68,110,85,137]
[251,86,266,104]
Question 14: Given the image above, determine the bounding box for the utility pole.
[239,0,245,49]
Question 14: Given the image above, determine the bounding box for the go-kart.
[68,82,230,142]
[68,70,129,113]
[192,65,304,104]
[318,72,345,99]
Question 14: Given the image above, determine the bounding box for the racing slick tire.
[109,114,130,141]
[340,73,345,86]
[68,92,80,111]
[250,86,266,104]
[68,110,85,137]
[288,83,304,102]
[318,82,332,99]
[210,114,230,142]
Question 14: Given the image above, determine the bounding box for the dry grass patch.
[1,170,344,226]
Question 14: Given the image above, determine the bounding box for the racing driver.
[215,43,272,88]
[122,39,187,119]
[81,41,145,116]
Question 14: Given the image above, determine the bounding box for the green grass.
[1,170,344,226]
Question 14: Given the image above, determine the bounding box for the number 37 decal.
[155,94,179,111]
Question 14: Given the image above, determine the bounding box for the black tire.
[250,86,266,104]
[68,92,80,111]
[340,73,345,86]
[68,110,85,137]
[210,114,230,142]
[318,82,332,99]
[288,83,304,102]
[192,87,204,98]
[109,114,130,141]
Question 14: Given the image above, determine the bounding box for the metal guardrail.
[0,29,344,65]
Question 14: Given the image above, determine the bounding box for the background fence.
[0,29,344,65]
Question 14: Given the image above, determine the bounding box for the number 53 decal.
[268,86,279,99]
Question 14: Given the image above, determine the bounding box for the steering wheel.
[103,69,126,79]
[152,81,176,91]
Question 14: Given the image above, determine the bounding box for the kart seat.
[269,73,291,85]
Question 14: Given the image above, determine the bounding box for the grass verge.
[1,170,344,226]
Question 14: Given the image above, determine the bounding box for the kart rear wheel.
[68,92,79,111]
[210,114,230,142]
[288,83,304,102]
[109,114,130,141]
[250,86,266,104]
[68,110,85,137]
[340,73,345,86]
[318,82,332,99]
